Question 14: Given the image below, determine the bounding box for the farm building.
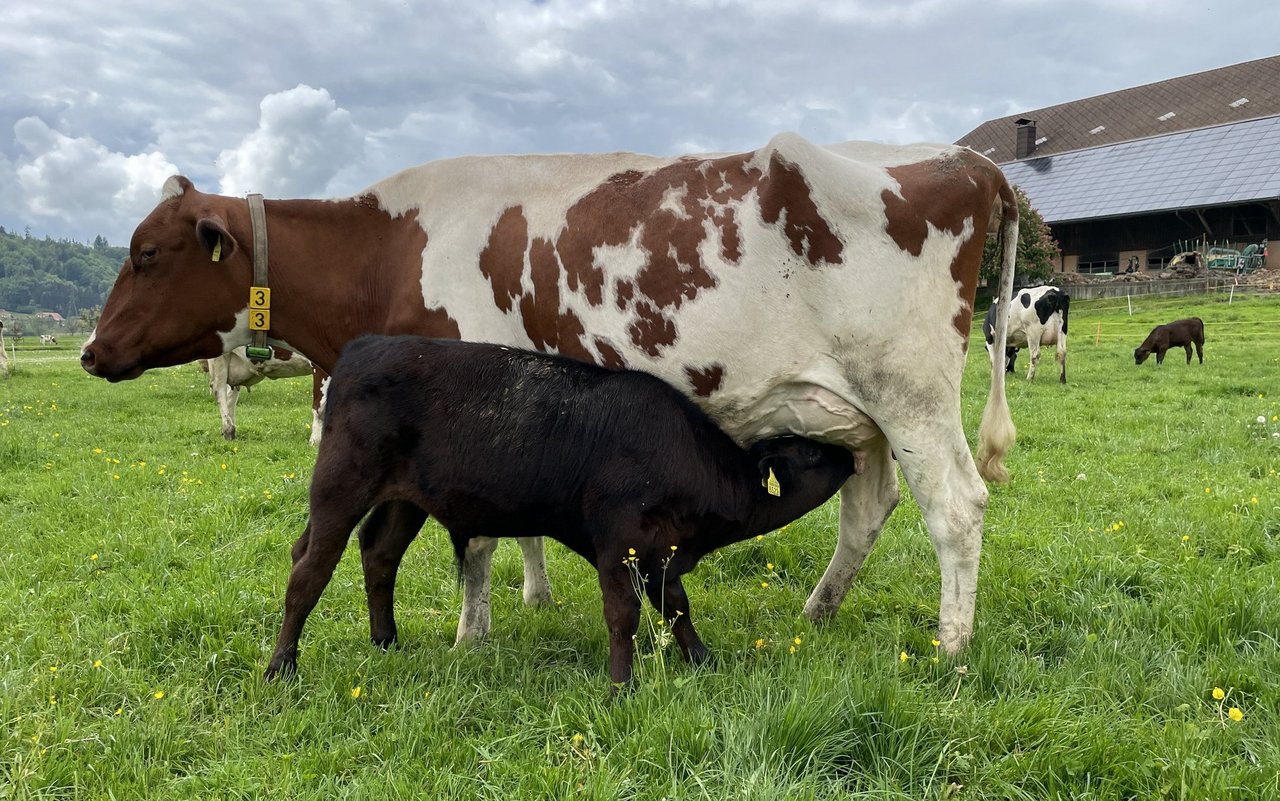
[956,55,1280,276]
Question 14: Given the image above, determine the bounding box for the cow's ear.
[195,216,236,263]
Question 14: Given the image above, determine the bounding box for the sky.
[2,0,1278,247]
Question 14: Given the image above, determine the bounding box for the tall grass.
[1,292,1277,799]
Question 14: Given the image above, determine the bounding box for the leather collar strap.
[245,193,272,362]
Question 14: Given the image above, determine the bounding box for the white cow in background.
[0,321,9,378]
[983,284,1070,383]
[203,346,325,444]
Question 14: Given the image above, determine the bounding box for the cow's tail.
[976,183,1018,483]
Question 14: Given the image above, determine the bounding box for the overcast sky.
[2,0,1277,246]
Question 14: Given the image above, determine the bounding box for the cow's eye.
[140,247,158,262]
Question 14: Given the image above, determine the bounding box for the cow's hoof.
[263,657,297,682]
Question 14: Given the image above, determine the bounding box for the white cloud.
[7,117,177,244]
[217,85,365,198]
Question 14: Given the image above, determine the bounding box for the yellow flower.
[899,651,909,664]
[1228,707,1243,722]
[49,665,58,673]
[91,553,99,561]
[788,645,796,654]
[153,691,165,700]
[351,686,362,699]
[1205,487,1212,494]
[1250,497,1259,505]
[571,733,585,746]
[93,659,103,669]
[1181,535,1190,543]
[1212,687,1225,700]
[670,545,678,552]
[760,581,769,589]
[115,707,123,716]
[627,548,636,556]
[93,448,103,454]
[793,637,802,646]
[931,639,941,648]
[754,639,765,650]
[766,563,775,570]
[755,535,764,541]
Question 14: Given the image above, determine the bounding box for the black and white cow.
[983,285,1070,383]
[265,335,856,688]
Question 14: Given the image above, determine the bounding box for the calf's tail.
[976,183,1018,483]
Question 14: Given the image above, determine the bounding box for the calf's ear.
[195,216,237,263]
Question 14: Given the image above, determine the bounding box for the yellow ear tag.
[764,468,781,497]
[211,236,222,262]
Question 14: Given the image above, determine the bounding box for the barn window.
[1077,255,1119,275]
[1146,255,1170,271]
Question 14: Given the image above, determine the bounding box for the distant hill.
[0,226,127,318]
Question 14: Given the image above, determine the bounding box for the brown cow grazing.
[81,133,1020,655]
[1134,317,1205,365]
[264,335,856,689]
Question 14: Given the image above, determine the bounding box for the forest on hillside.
[0,227,127,318]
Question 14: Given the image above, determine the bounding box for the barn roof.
[956,56,1280,164]
[998,114,1280,224]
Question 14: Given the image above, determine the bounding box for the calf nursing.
[265,336,856,688]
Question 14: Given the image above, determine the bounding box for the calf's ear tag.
[763,468,781,497]
[211,236,222,262]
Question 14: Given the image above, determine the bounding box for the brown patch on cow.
[615,278,634,310]
[473,143,843,360]
[757,152,843,267]
[685,364,725,397]
[629,301,677,356]
[479,207,528,313]
[878,151,1011,341]
[594,337,626,370]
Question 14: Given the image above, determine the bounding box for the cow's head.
[82,176,254,381]
[1134,347,1151,365]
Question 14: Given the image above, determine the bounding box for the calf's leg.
[644,572,709,666]
[598,564,642,690]
[1183,343,1193,364]
[358,500,427,648]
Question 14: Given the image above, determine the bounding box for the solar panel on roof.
[1000,116,1280,222]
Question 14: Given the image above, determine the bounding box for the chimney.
[1015,118,1037,159]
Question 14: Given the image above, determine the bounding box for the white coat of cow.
[204,346,324,444]
[983,285,1069,383]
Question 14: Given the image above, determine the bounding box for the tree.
[981,185,1060,285]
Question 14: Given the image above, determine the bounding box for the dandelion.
[571,733,585,746]
[220,463,228,470]
[1181,535,1190,543]
[793,636,802,646]
[899,651,909,664]
[93,660,103,669]
[1205,487,1212,494]
[91,553,98,561]
[49,695,56,705]
[1213,687,1225,700]
[1228,707,1244,722]
[1258,416,1268,424]
[93,448,103,454]
[49,665,58,673]
[351,686,362,699]
[754,639,765,650]
[115,708,123,716]
[153,691,165,700]
[760,581,769,589]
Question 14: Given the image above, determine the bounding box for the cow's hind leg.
[804,437,899,621]
[1025,341,1041,380]
[358,500,427,648]
[891,422,988,655]
[1184,343,1193,364]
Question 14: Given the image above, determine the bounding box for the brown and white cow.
[201,346,327,444]
[81,132,1018,654]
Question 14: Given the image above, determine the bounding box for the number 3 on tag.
[250,287,270,308]
[250,309,270,330]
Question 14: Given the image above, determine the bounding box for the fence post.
[1127,293,1132,316]
[1095,322,1101,345]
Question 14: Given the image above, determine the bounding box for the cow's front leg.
[805,437,898,620]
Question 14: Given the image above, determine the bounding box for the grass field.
[1,291,1278,800]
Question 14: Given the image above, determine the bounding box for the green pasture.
[1,291,1278,800]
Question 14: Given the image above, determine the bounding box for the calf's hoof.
[687,644,713,667]
[263,656,298,682]
[371,633,398,651]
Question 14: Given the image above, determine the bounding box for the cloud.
[6,117,177,244]
[217,85,365,198]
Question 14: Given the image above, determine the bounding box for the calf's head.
[81,176,254,381]
[1134,346,1151,365]
[748,436,856,499]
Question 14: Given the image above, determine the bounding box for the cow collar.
[245,193,273,363]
